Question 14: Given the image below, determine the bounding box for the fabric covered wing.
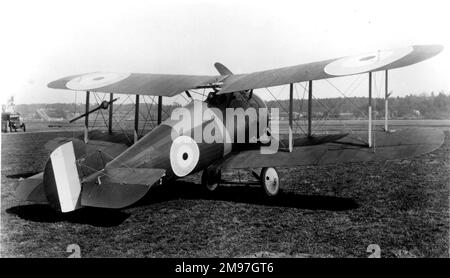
[47,45,441,96]
[48,72,220,97]
[219,45,443,94]
[219,128,444,169]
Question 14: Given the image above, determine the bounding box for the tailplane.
[16,140,165,212]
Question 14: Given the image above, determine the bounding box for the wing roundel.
[217,44,443,94]
[48,72,220,97]
[47,44,442,96]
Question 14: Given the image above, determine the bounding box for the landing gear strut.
[202,167,281,197]
[260,167,280,197]
[201,168,221,192]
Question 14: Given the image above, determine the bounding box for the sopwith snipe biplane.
[16,45,444,213]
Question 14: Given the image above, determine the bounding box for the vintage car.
[1,112,26,132]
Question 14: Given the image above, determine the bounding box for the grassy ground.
[1,126,449,257]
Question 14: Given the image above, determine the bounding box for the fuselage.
[106,91,267,179]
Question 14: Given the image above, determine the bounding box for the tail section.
[45,141,82,212]
[81,168,165,209]
[15,172,47,204]
[16,139,165,212]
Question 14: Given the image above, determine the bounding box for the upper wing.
[48,72,220,97]
[218,45,443,94]
[218,128,444,169]
[47,45,442,96]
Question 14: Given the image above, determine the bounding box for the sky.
[1,0,449,105]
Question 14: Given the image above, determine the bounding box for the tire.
[260,167,280,197]
[201,169,220,192]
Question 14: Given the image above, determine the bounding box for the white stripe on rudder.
[50,141,82,212]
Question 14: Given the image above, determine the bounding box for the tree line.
[14,92,450,120]
[266,92,450,119]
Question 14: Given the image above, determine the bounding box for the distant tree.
[11,93,450,120]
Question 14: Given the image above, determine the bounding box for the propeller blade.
[69,98,119,123]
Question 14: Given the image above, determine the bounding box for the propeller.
[69,98,119,123]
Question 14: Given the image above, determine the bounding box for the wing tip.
[414,44,444,58]
[47,79,63,89]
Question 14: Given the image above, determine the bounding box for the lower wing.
[219,128,444,169]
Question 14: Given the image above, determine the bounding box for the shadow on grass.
[6,205,130,227]
[6,180,358,226]
[6,171,41,179]
[138,180,359,211]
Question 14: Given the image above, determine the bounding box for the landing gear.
[260,167,280,197]
[202,167,280,197]
[201,168,221,192]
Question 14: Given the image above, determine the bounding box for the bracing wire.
[148,95,171,119]
[372,72,384,150]
[265,86,307,136]
[325,79,368,117]
[89,93,101,129]
[298,80,366,144]
[293,83,308,133]
[73,91,78,139]
[110,94,135,144]
[139,95,156,136]
[92,93,108,129]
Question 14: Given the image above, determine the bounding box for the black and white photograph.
[1,0,449,264]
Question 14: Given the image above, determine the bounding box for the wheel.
[201,168,221,192]
[260,167,280,197]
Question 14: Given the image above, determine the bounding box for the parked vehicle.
[1,112,26,132]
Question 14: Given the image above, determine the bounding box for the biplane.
[15,44,444,213]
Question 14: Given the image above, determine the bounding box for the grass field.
[1,121,449,257]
